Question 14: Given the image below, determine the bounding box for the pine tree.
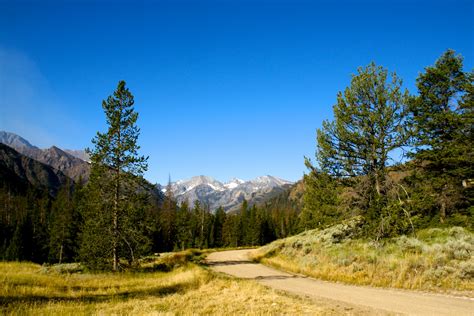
[175,200,193,250]
[49,182,75,263]
[408,50,473,225]
[222,214,240,247]
[300,162,341,230]
[5,215,33,261]
[160,176,177,251]
[212,206,226,247]
[239,200,249,245]
[30,191,51,263]
[315,63,410,234]
[192,201,211,249]
[81,80,149,270]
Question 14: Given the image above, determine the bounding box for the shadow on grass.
[0,282,193,308]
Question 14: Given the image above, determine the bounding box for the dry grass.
[252,220,474,296]
[0,251,333,315]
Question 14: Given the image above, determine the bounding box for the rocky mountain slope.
[0,131,164,202]
[0,143,71,196]
[166,175,292,212]
[0,131,90,182]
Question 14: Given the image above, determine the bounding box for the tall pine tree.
[408,50,473,225]
[315,63,410,234]
[81,80,149,270]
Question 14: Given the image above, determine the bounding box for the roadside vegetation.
[252,217,474,295]
[0,250,335,315]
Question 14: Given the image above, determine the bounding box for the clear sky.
[0,0,472,184]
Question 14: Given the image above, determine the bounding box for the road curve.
[206,249,474,316]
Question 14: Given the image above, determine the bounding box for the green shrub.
[457,261,474,280]
[444,240,472,260]
[396,236,425,254]
[40,263,85,274]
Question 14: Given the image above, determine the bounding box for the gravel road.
[206,249,474,315]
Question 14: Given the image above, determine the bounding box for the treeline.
[0,180,299,263]
[301,50,473,237]
[156,187,300,252]
[0,181,80,263]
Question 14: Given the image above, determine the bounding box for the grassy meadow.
[1,250,338,315]
[252,219,474,295]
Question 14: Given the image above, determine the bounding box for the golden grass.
[0,258,333,315]
[252,225,474,296]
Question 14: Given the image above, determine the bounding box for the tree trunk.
[200,210,204,248]
[374,171,381,197]
[440,185,447,224]
[113,181,118,271]
[113,118,122,271]
[59,244,63,264]
[440,201,446,224]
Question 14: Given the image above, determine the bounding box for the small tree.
[48,182,76,263]
[81,80,149,270]
[212,206,226,247]
[175,200,193,250]
[160,177,177,251]
[301,160,342,230]
[315,63,410,232]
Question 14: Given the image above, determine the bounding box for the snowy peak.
[166,175,293,212]
[224,178,245,189]
[251,175,292,186]
[172,175,226,194]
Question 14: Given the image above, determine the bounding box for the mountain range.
[0,131,90,182]
[0,131,293,211]
[165,175,293,212]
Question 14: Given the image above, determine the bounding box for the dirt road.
[206,249,474,315]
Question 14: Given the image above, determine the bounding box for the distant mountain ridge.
[166,175,292,212]
[0,131,288,209]
[0,131,38,151]
[0,143,71,196]
[0,131,90,182]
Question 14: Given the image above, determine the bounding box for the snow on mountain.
[172,175,226,194]
[165,175,292,212]
[224,178,245,189]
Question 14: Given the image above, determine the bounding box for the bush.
[457,261,474,280]
[396,236,425,254]
[444,240,473,260]
[309,216,364,245]
[41,263,85,274]
[139,249,204,272]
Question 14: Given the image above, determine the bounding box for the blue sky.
[0,0,472,184]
